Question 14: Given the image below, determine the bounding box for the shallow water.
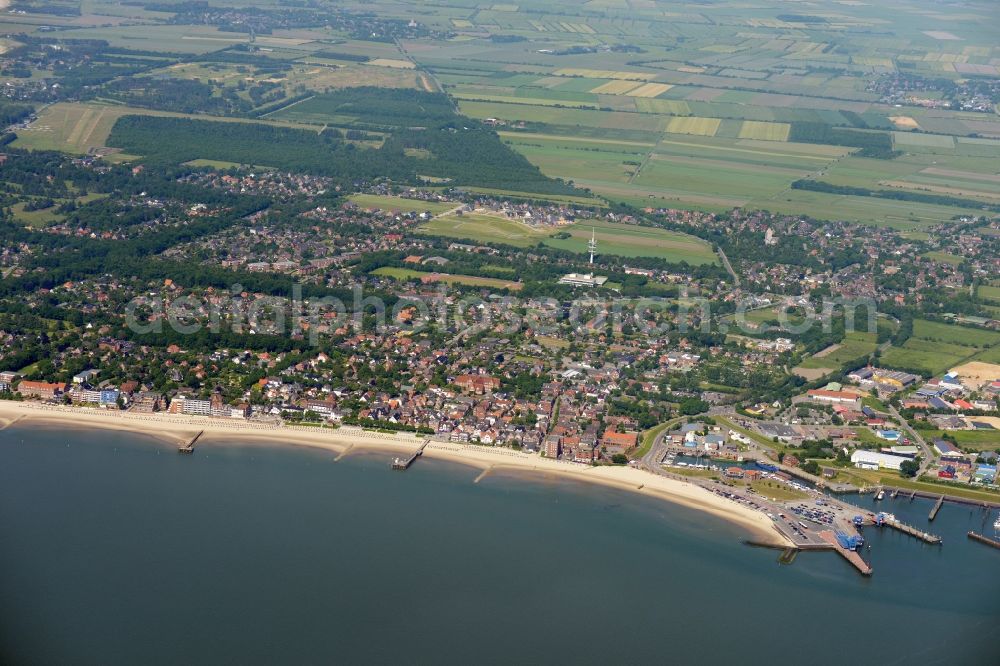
[1,426,998,665]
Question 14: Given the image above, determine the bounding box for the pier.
[967,531,1000,551]
[880,486,1000,509]
[391,439,430,470]
[178,430,203,454]
[818,530,872,576]
[879,515,942,544]
[929,495,944,521]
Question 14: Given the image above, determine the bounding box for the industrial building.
[850,450,909,471]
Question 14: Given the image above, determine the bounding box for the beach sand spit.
[0,401,791,547]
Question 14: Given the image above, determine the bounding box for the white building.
[559,273,608,287]
[939,372,965,392]
[174,396,212,416]
[73,369,100,385]
[851,450,908,471]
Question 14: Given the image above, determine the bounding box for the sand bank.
[0,401,791,546]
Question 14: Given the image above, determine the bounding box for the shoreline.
[0,401,792,547]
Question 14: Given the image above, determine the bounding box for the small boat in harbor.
[875,490,885,501]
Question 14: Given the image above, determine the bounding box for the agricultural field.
[881,319,1000,375]
[2,0,999,227]
[912,319,1000,347]
[353,0,1000,226]
[738,121,790,142]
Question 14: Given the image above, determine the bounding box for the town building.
[453,374,501,395]
[807,389,860,404]
[17,380,67,400]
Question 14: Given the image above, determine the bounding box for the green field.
[417,212,716,264]
[417,213,548,247]
[923,251,965,266]
[978,285,1000,304]
[924,431,1000,453]
[542,220,717,265]
[881,319,1000,374]
[912,319,1000,347]
[11,202,65,228]
[348,194,458,216]
[6,0,1000,228]
[371,266,522,290]
[13,103,138,154]
[9,192,107,229]
[407,0,1000,225]
[881,346,969,375]
[13,102,317,155]
[796,332,879,370]
[184,159,271,170]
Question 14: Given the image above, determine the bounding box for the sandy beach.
[0,401,791,547]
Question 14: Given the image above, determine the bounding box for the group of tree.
[788,122,897,159]
[791,179,999,213]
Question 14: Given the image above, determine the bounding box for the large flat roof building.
[558,273,608,287]
[851,450,909,471]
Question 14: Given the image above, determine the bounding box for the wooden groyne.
[928,494,942,518]
[334,444,354,461]
[178,430,203,454]
[967,531,1000,550]
[0,414,25,431]
[909,490,916,502]
[391,439,430,470]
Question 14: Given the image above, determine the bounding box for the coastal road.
[636,420,830,548]
[887,404,936,475]
[638,415,879,549]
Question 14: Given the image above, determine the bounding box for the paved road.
[716,246,740,288]
[887,404,936,475]
[636,419,847,547]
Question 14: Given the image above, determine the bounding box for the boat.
[993,513,1000,530]
[875,490,885,501]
